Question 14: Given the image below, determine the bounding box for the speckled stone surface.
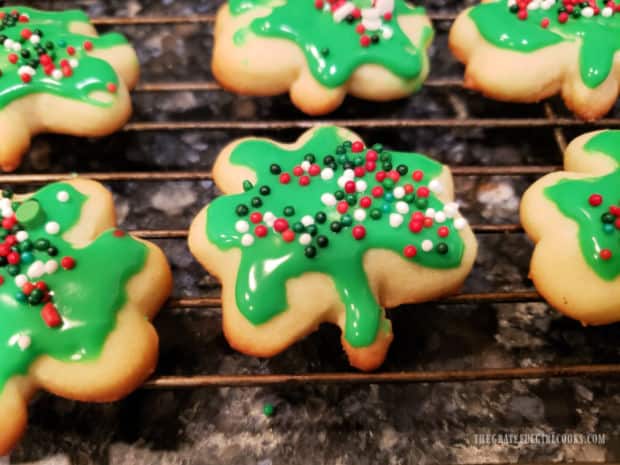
[4,0,620,463]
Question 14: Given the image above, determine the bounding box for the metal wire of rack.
[7,9,620,391]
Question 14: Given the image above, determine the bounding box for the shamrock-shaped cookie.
[189,126,477,371]
[0,6,139,171]
[450,0,620,120]
[212,0,433,115]
[0,179,172,454]
[522,130,620,324]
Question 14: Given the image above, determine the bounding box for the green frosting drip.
[0,182,147,394]
[206,126,467,348]
[0,6,129,109]
[545,130,620,280]
[229,0,432,88]
[468,0,620,88]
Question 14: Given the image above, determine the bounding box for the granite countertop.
[5,0,620,463]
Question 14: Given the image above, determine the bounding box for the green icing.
[0,6,129,109]
[0,182,147,394]
[545,130,620,280]
[228,0,432,88]
[206,126,468,348]
[468,0,620,88]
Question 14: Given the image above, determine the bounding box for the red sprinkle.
[337,201,349,214]
[113,229,126,237]
[107,83,117,93]
[423,217,434,228]
[417,186,430,198]
[273,218,289,233]
[20,73,31,83]
[589,194,603,206]
[365,161,376,172]
[360,35,371,47]
[383,11,393,20]
[541,17,550,27]
[354,166,365,177]
[299,175,310,186]
[41,303,62,328]
[344,180,356,194]
[309,164,321,176]
[558,11,569,22]
[403,245,417,258]
[60,256,76,270]
[600,249,613,260]
[7,252,20,265]
[356,24,365,34]
[412,212,425,222]
[360,196,372,208]
[2,216,16,229]
[404,184,414,194]
[517,9,528,19]
[8,54,18,64]
[255,225,268,237]
[35,281,48,292]
[371,186,384,198]
[22,282,34,295]
[351,141,364,153]
[282,229,295,242]
[375,171,387,182]
[250,212,262,224]
[409,221,423,233]
[20,28,32,40]
[388,170,400,182]
[293,166,304,176]
[314,0,324,8]
[366,150,378,162]
[352,225,366,240]
[280,173,291,184]
[83,40,94,51]
[66,46,76,55]
[18,14,29,23]
[412,170,424,182]
[438,226,450,238]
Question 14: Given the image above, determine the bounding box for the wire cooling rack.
[7,6,620,394]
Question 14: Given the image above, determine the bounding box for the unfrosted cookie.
[521,130,620,325]
[212,0,433,115]
[449,0,620,120]
[188,126,477,371]
[0,179,172,454]
[0,6,140,171]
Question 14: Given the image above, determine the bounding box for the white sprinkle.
[444,202,459,218]
[52,69,63,80]
[527,0,540,10]
[235,220,249,233]
[389,213,403,228]
[343,169,355,179]
[508,0,517,6]
[27,261,45,279]
[422,240,433,252]
[321,193,337,207]
[241,234,254,247]
[354,209,367,222]
[603,6,613,16]
[14,274,28,287]
[2,208,13,218]
[454,217,467,230]
[337,176,348,189]
[12,42,21,52]
[382,26,394,40]
[333,2,356,21]
[18,66,35,76]
[355,180,368,193]
[3,38,13,49]
[301,215,315,227]
[376,0,395,15]
[44,260,58,274]
[393,186,405,199]
[17,334,31,351]
[320,168,334,180]
[395,201,409,215]
[45,221,60,235]
[425,208,436,218]
[301,160,311,172]
[30,35,40,45]
[299,233,312,245]
[362,7,381,19]
[0,198,10,209]
[16,231,28,242]
[429,179,443,194]
[435,211,447,223]
[56,190,70,202]
[582,6,594,16]
[362,17,382,30]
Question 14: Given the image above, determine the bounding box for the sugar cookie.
[0,179,172,454]
[212,0,433,115]
[0,6,139,171]
[450,0,620,120]
[189,126,477,371]
[522,130,620,324]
